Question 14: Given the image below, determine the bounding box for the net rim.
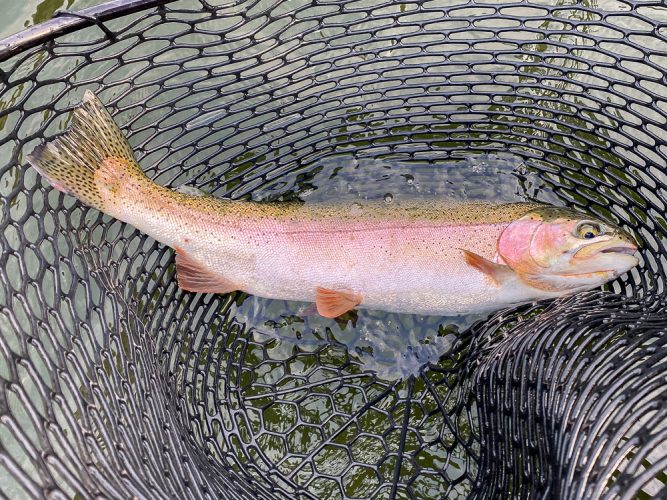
[0,0,177,63]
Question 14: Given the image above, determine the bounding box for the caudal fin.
[26,90,145,211]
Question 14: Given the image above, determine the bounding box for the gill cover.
[497,211,548,278]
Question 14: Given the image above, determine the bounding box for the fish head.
[497,206,639,292]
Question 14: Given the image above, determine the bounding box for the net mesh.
[0,0,666,498]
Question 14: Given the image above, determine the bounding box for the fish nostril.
[620,231,639,247]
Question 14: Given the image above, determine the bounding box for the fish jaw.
[572,237,639,271]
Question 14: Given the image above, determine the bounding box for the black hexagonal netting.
[0,0,666,498]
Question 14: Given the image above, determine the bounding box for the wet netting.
[0,0,666,498]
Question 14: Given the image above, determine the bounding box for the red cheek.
[498,219,542,269]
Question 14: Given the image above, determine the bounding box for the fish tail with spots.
[26,90,148,213]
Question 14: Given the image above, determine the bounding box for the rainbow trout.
[27,91,639,317]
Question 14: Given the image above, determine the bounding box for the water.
[0,0,104,39]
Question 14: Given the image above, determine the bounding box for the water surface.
[0,0,104,39]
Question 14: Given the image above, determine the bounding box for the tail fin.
[26,90,144,211]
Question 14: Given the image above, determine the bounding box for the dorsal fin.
[175,185,210,197]
[175,248,237,294]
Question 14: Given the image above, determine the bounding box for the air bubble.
[384,193,393,203]
[350,202,363,216]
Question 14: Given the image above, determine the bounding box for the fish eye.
[575,222,603,239]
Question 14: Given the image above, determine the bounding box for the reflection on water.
[234,294,474,381]
[252,150,562,206]
[223,153,552,381]
[1,0,94,40]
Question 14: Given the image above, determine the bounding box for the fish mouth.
[600,246,637,255]
[574,239,638,259]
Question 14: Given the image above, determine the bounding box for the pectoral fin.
[462,249,514,286]
[175,248,237,294]
[315,287,362,318]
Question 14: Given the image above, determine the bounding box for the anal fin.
[175,248,237,294]
[315,287,362,318]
